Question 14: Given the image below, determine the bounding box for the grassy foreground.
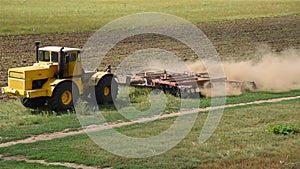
[0,89,299,143]
[0,100,299,168]
[1,0,300,35]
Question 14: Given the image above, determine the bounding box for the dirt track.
[0,15,299,90]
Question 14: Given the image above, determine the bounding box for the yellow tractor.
[1,41,118,112]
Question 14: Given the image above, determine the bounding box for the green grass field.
[0,89,299,143]
[1,0,299,35]
[0,99,299,168]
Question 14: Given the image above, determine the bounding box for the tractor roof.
[39,46,81,52]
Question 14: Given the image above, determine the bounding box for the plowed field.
[1,15,299,100]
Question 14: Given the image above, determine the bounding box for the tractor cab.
[36,45,83,78]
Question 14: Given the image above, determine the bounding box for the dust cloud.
[199,82,243,98]
[189,48,300,92]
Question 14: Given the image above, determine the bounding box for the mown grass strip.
[0,154,97,169]
[0,89,299,143]
[0,100,299,168]
[0,159,70,169]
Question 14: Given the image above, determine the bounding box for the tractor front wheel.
[48,82,78,112]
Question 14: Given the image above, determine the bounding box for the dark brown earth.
[0,15,299,100]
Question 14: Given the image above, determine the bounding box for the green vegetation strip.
[267,124,300,135]
[0,100,299,169]
[1,0,300,35]
[127,88,300,113]
[0,89,299,143]
[0,159,69,169]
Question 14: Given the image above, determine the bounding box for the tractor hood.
[8,64,56,80]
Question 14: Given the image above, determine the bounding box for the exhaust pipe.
[58,47,64,79]
[35,41,41,63]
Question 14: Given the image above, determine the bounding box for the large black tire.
[95,76,118,104]
[20,97,46,109]
[48,82,78,112]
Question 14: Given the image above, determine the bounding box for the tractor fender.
[90,72,115,86]
[48,78,83,97]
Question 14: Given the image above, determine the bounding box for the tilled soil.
[0,15,299,100]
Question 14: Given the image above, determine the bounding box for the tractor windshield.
[38,51,59,62]
[38,51,50,62]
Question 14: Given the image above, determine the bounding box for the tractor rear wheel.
[48,82,78,112]
[20,97,46,109]
[95,76,118,104]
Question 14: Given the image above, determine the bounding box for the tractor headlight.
[26,92,30,98]
[1,88,4,94]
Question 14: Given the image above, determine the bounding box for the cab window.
[38,51,50,62]
[51,52,58,62]
[77,52,81,62]
[66,52,77,63]
[70,53,77,62]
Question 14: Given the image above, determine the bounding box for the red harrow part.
[125,69,256,98]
